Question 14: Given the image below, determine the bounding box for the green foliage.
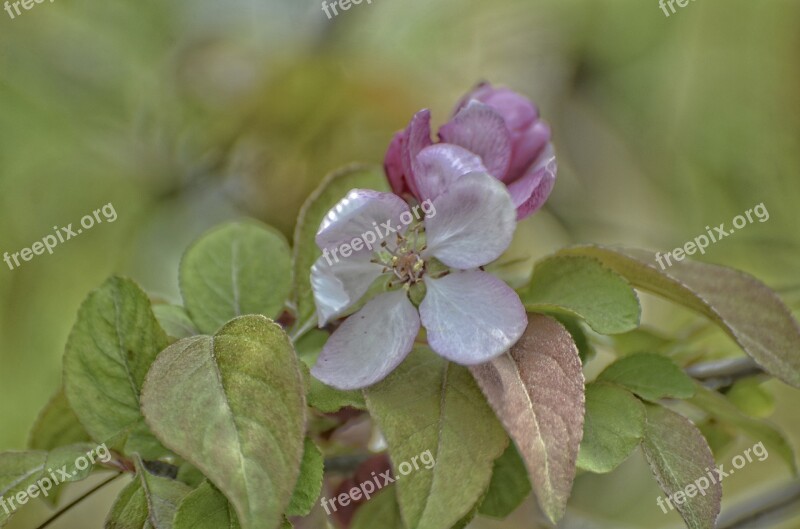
[28,388,90,450]
[365,347,508,529]
[559,245,800,388]
[726,378,775,418]
[106,458,192,529]
[0,451,46,526]
[478,443,531,518]
[286,438,324,517]
[153,305,198,340]
[63,276,170,458]
[611,327,674,356]
[350,486,404,529]
[577,383,645,473]
[597,353,696,402]
[8,199,800,529]
[690,384,796,473]
[44,444,101,483]
[519,255,641,334]
[291,164,389,332]
[640,404,721,529]
[179,221,292,334]
[173,481,241,529]
[140,315,306,529]
[106,477,152,529]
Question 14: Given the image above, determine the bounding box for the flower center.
[374,228,427,286]
[391,248,425,284]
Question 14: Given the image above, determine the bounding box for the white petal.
[423,172,517,269]
[311,290,420,390]
[316,189,410,253]
[311,253,384,326]
[420,271,527,365]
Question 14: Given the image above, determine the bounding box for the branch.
[34,473,122,529]
[717,480,800,529]
[685,357,764,389]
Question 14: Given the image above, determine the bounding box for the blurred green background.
[1,0,798,527]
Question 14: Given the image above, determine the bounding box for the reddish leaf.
[470,314,585,523]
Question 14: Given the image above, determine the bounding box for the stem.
[324,454,371,474]
[717,481,800,528]
[34,473,122,529]
[684,357,763,389]
[290,317,317,343]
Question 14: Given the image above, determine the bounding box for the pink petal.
[423,172,516,269]
[384,131,408,196]
[413,143,487,202]
[316,189,410,252]
[510,143,557,220]
[402,109,433,199]
[439,101,512,181]
[420,271,527,364]
[477,88,539,133]
[311,290,420,390]
[507,120,551,182]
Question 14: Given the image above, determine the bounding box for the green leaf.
[470,314,585,523]
[63,276,170,457]
[175,463,206,489]
[689,384,796,473]
[577,383,645,473]
[106,459,192,529]
[140,315,306,529]
[365,347,507,529]
[726,378,775,418]
[518,255,640,334]
[286,438,324,517]
[640,404,721,529]
[478,443,531,519]
[106,477,151,529]
[29,388,91,450]
[597,353,695,402]
[134,456,192,529]
[611,327,674,356]
[45,443,105,484]
[558,245,800,387]
[153,305,198,340]
[291,164,388,332]
[350,486,404,529]
[27,390,93,506]
[0,451,47,526]
[174,481,241,529]
[179,221,292,334]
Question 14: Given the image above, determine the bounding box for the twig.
[34,473,122,529]
[685,357,763,389]
[717,481,800,528]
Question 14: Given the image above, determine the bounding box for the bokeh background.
[1,0,798,527]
